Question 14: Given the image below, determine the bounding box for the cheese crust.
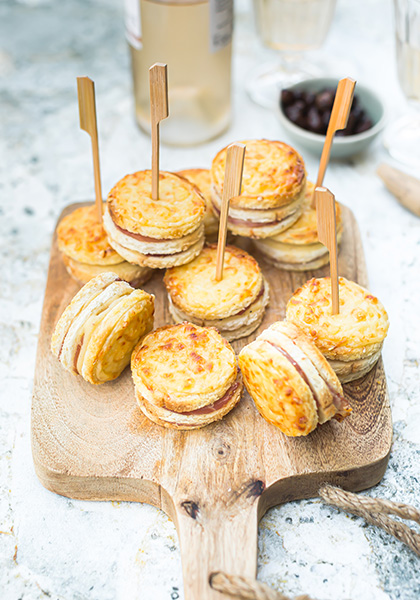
[239,339,318,436]
[131,323,238,413]
[164,244,264,320]
[286,277,389,361]
[107,170,205,239]
[57,204,124,265]
[211,139,306,210]
[177,168,219,237]
[238,320,350,437]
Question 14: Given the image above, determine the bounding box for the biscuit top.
[57,204,123,265]
[107,170,205,239]
[211,139,306,210]
[164,244,264,320]
[271,182,343,245]
[286,277,389,359]
[176,168,216,231]
[131,323,237,402]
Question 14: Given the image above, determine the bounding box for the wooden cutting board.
[32,204,392,600]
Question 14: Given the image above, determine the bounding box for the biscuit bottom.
[167,281,269,342]
[328,349,382,383]
[135,374,243,430]
[254,244,330,271]
[62,254,154,287]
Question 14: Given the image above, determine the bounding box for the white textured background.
[0,0,419,598]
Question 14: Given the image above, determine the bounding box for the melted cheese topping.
[211,139,306,209]
[131,322,237,411]
[286,277,389,360]
[107,170,205,239]
[164,244,263,320]
[57,204,123,265]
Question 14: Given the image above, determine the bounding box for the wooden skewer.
[215,143,246,281]
[149,63,169,201]
[312,77,356,207]
[77,76,103,223]
[315,186,339,315]
[377,162,420,217]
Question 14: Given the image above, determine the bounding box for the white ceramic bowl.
[277,78,386,158]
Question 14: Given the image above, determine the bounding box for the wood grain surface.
[31,203,392,600]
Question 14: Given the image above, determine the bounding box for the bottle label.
[209,0,233,53]
[125,0,142,50]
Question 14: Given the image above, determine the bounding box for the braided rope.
[319,484,420,526]
[209,485,420,599]
[210,572,312,600]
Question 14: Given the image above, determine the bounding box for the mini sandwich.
[211,139,306,239]
[176,169,219,241]
[253,181,343,271]
[238,321,351,437]
[286,277,389,383]
[164,244,269,341]
[131,322,243,430]
[103,170,206,269]
[57,204,153,286]
[51,272,154,384]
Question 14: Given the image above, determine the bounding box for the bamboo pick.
[215,143,246,281]
[149,63,169,201]
[77,76,103,223]
[315,186,339,315]
[312,77,356,207]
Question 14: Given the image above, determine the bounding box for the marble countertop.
[1,0,420,598]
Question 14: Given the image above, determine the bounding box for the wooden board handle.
[172,500,259,600]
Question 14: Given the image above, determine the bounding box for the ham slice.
[168,381,240,416]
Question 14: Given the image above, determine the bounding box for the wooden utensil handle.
[172,500,259,599]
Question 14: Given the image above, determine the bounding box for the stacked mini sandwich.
[51,272,154,384]
[211,139,306,239]
[57,204,153,286]
[176,168,219,241]
[286,277,389,382]
[253,181,343,271]
[239,321,351,437]
[164,244,269,341]
[103,170,206,268]
[131,322,243,429]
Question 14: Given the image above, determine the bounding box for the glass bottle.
[125,0,233,146]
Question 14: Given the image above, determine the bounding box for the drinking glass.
[247,0,337,108]
[384,0,420,166]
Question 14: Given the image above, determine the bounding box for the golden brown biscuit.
[57,204,123,266]
[104,171,206,269]
[176,169,219,239]
[286,277,389,382]
[238,320,350,437]
[131,323,242,429]
[51,272,154,384]
[51,271,120,358]
[253,181,343,271]
[107,170,205,239]
[57,204,154,285]
[211,139,306,210]
[164,244,269,341]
